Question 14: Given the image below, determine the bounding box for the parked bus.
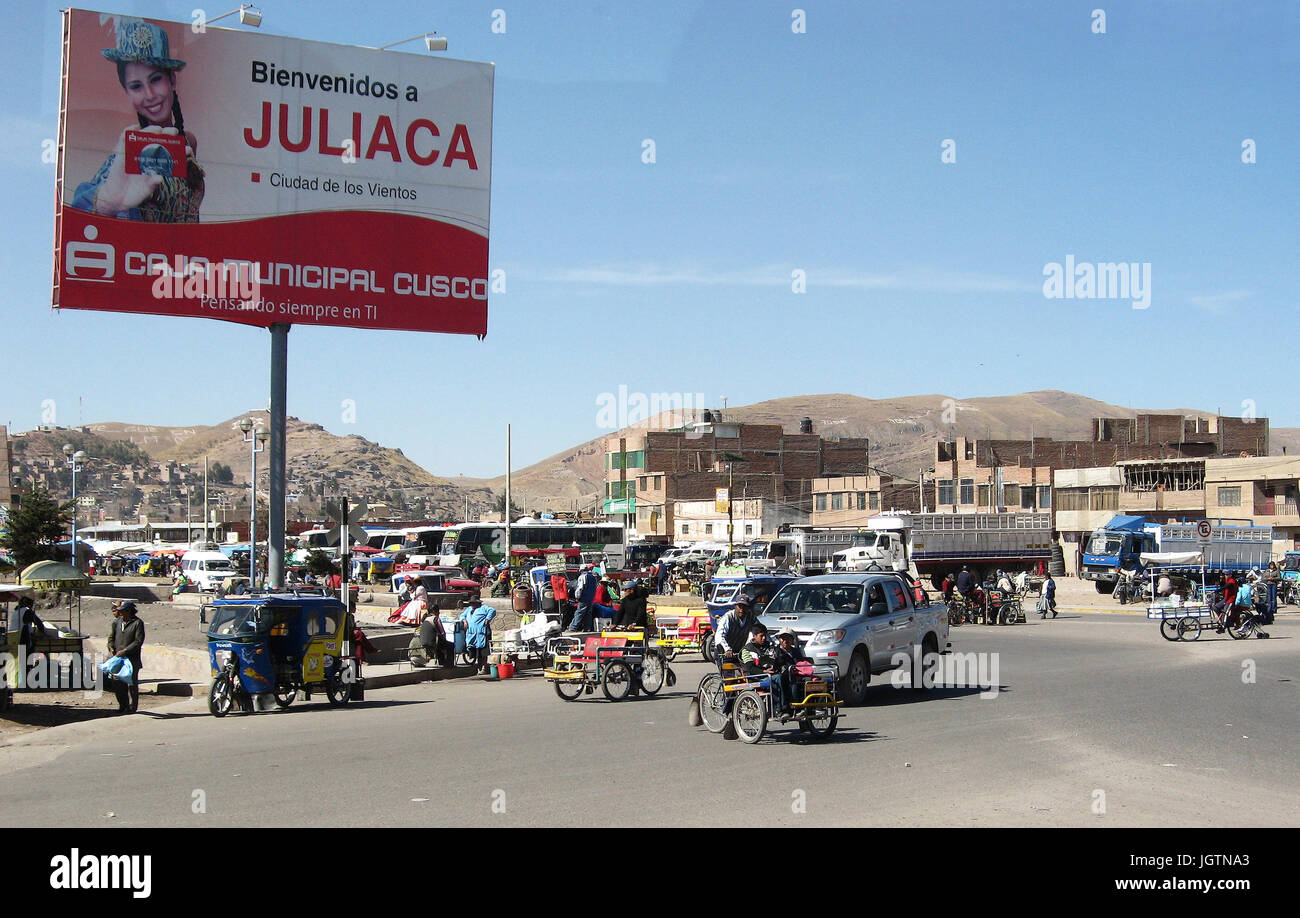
[439,520,626,570]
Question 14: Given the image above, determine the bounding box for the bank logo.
[65,225,115,282]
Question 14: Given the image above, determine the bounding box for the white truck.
[831,512,1054,589]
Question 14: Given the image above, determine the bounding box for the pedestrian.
[107,600,145,714]
[656,561,671,595]
[956,566,976,601]
[593,576,618,622]
[1262,562,1280,625]
[459,596,496,674]
[569,564,599,633]
[941,573,955,602]
[15,596,50,657]
[1043,574,1057,618]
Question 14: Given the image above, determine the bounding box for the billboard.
[53,10,492,336]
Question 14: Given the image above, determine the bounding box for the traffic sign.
[1196,520,1213,540]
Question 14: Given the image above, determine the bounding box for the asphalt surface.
[1,611,1296,827]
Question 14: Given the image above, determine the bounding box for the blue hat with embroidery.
[102,18,186,71]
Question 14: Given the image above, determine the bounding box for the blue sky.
[3,0,1296,477]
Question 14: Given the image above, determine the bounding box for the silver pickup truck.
[758,572,950,705]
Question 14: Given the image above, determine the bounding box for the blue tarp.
[1104,515,1148,532]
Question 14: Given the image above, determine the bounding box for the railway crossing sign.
[325,498,368,548]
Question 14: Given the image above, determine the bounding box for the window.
[886,582,910,612]
[1038,485,1051,508]
[705,523,713,535]
[605,450,645,470]
[831,493,843,511]
[938,479,955,505]
[1021,488,1036,509]
[1090,487,1119,511]
[977,484,991,507]
[1003,485,1020,507]
[1056,488,1087,511]
[745,525,753,536]
[960,479,974,504]
[869,492,879,510]
[681,524,689,535]
[1218,486,1241,507]
[815,494,827,512]
[857,492,867,510]
[607,481,635,500]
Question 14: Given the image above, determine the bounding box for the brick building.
[929,414,1267,516]
[804,413,1270,531]
[604,419,868,541]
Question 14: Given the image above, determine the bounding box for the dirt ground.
[0,687,185,741]
[64,595,210,653]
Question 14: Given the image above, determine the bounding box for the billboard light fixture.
[208,5,263,28]
[378,31,447,52]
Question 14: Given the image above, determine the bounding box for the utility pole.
[727,461,734,558]
[505,423,512,577]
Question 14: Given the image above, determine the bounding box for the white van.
[181,550,237,592]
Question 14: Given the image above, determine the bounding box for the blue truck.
[1081,515,1273,593]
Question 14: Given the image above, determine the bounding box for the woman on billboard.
[72,17,205,222]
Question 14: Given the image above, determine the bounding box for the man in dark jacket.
[612,583,649,630]
[956,567,975,599]
[107,600,145,714]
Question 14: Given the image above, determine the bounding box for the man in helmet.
[107,600,145,714]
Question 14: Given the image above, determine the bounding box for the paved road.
[2,612,1296,827]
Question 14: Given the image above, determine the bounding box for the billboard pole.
[268,323,289,588]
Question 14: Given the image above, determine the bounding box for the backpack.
[1235,582,1254,608]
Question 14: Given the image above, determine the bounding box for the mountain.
[14,417,496,522]
[14,392,1292,517]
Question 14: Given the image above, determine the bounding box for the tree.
[493,493,522,515]
[0,487,73,570]
[210,461,235,485]
[305,550,339,577]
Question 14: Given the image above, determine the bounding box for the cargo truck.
[828,511,1054,588]
[1080,514,1273,593]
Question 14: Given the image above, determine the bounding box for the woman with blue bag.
[459,597,496,675]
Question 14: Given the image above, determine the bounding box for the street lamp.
[206,5,262,28]
[240,419,268,586]
[62,445,88,571]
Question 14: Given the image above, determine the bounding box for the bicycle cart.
[1149,603,1216,642]
[654,608,714,661]
[1142,551,1215,642]
[986,588,1024,625]
[543,628,674,702]
[696,659,841,743]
